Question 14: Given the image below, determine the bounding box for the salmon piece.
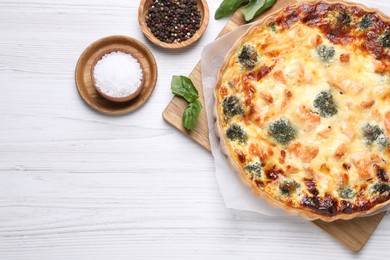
[258,34,271,50]
[296,63,306,83]
[360,100,375,109]
[219,87,228,99]
[317,128,332,138]
[273,70,288,85]
[371,109,383,121]
[381,89,390,101]
[280,89,292,111]
[244,103,258,124]
[259,90,274,104]
[253,116,263,127]
[339,172,349,186]
[340,53,350,63]
[309,34,323,47]
[328,72,364,94]
[340,124,355,140]
[373,60,387,73]
[374,60,385,73]
[320,163,330,173]
[350,152,382,178]
[279,150,286,164]
[297,105,321,132]
[249,143,260,156]
[384,111,390,135]
[262,43,283,57]
[264,49,282,58]
[288,142,319,163]
[286,164,300,174]
[334,143,348,160]
[248,143,273,162]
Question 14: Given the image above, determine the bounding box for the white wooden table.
[0,1,389,259]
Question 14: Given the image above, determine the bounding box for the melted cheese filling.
[218,21,390,209]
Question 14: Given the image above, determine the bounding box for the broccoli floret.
[268,119,296,145]
[269,21,277,32]
[372,182,390,194]
[316,44,336,62]
[361,124,390,147]
[313,91,338,117]
[226,124,247,143]
[378,31,390,48]
[279,179,299,196]
[245,162,262,179]
[377,134,390,148]
[222,96,244,122]
[338,10,351,27]
[362,123,383,145]
[238,44,258,70]
[359,14,373,30]
[338,186,356,199]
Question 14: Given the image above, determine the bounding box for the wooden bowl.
[138,0,209,49]
[91,48,145,103]
[75,35,158,115]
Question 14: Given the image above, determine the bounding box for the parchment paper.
[201,0,390,217]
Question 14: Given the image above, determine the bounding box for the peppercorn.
[145,0,202,44]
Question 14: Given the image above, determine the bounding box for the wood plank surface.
[314,213,386,252]
[163,0,387,253]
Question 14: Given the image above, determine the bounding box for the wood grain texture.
[138,0,210,49]
[163,0,388,253]
[75,35,158,114]
[0,0,389,259]
[314,213,386,252]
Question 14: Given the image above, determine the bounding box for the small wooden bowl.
[138,0,209,49]
[75,35,158,115]
[91,48,145,103]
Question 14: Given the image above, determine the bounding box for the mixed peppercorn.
[145,0,201,44]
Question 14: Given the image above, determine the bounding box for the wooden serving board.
[163,0,387,252]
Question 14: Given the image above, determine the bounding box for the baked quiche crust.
[214,0,390,221]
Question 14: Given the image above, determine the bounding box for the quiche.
[215,0,390,221]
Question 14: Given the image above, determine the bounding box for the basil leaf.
[171,75,199,103]
[242,0,276,22]
[182,100,203,131]
[215,0,250,19]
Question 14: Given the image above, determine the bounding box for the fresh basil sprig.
[171,75,199,103]
[242,0,276,22]
[215,0,276,22]
[182,100,203,131]
[170,75,203,131]
[215,0,248,19]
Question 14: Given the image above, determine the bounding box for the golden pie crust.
[214,0,390,221]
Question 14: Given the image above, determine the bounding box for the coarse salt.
[93,51,143,98]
